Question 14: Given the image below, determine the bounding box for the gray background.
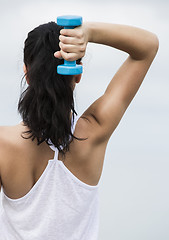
[0,0,168,239]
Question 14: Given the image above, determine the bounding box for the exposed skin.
[0,22,159,200]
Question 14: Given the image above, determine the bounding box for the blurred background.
[0,0,168,239]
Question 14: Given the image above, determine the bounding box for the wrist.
[83,22,94,43]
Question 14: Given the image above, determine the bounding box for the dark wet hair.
[18,21,86,157]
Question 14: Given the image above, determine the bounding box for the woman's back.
[0,113,103,240]
[0,113,106,201]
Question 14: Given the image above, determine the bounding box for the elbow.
[131,33,159,60]
[148,33,159,57]
[152,33,159,52]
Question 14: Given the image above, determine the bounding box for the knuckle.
[77,30,83,38]
[62,36,68,44]
[80,45,85,52]
[59,41,62,47]
[60,29,67,36]
[59,35,62,41]
[65,54,71,61]
[61,44,67,51]
[79,52,84,58]
[60,42,67,51]
[79,39,85,44]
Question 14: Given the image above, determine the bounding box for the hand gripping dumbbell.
[57,15,83,75]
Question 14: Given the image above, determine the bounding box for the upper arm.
[0,137,3,193]
[0,128,11,193]
[82,44,159,143]
[0,176,1,192]
[0,147,2,193]
[0,137,2,192]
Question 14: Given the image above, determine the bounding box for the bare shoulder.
[0,126,13,154]
[0,125,21,148]
[0,125,19,167]
[0,125,17,191]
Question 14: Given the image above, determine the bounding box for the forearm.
[86,22,159,60]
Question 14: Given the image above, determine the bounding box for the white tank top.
[0,114,100,240]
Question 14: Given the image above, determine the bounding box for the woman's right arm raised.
[56,22,159,144]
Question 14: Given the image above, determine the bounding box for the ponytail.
[18,22,86,157]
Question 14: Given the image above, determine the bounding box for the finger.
[60,26,82,37]
[60,50,81,62]
[59,42,85,53]
[59,35,84,45]
[60,29,77,37]
[54,51,63,59]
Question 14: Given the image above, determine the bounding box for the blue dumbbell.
[57,15,83,75]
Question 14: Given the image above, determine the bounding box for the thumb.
[54,51,63,59]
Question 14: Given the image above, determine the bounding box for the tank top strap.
[48,139,56,152]
[71,113,80,134]
[48,113,80,160]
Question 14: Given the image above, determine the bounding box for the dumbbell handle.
[57,15,83,75]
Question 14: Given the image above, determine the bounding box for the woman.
[0,20,159,239]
